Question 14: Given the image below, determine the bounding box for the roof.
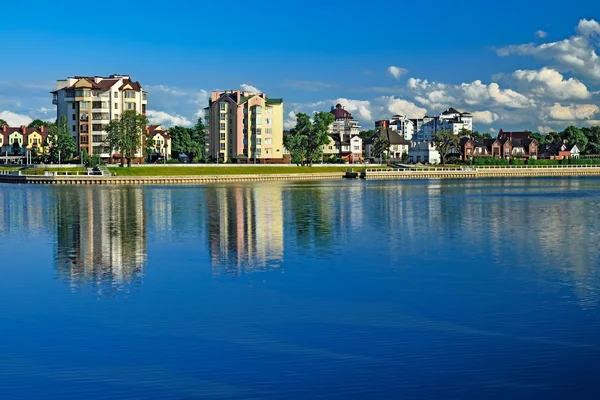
[266,98,283,105]
[442,107,461,115]
[498,129,531,140]
[368,127,410,146]
[330,104,353,120]
[538,142,578,156]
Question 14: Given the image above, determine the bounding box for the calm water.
[2,178,600,399]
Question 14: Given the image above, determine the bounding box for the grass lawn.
[21,167,87,175]
[107,166,353,176]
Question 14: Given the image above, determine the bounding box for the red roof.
[331,104,353,120]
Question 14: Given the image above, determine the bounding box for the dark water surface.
[2,178,600,399]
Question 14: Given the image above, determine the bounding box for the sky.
[0,0,599,134]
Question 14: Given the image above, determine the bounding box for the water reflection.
[206,185,284,276]
[55,187,147,296]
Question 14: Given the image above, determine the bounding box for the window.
[255,117,261,125]
[229,119,232,124]
[266,107,272,114]
[72,103,76,110]
[243,109,248,114]
[220,143,226,150]
[220,123,225,131]
[72,114,76,120]
[243,119,247,124]
[265,148,271,155]
[255,148,261,155]
[264,138,272,145]
[80,136,89,144]
[125,91,135,98]
[72,125,76,131]
[81,101,89,110]
[220,113,226,120]
[256,128,261,135]
[243,128,247,134]
[265,128,272,134]
[255,106,262,114]
[243,139,247,145]
[114,92,118,98]
[353,146,360,151]
[256,138,261,145]
[220,133,225,140]
[126,103,135,110]
[80,125,89,133]
[265,118,272,124]
[92,135,104,143]
[114,103,118,109]
[220,103,226,111]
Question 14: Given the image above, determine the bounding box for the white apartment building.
[323,104,363,162]
[52,74,147,159]
[380,108,473,142]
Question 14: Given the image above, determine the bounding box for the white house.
[408,141,441,164]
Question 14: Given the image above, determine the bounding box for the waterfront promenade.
[3,164,600,184]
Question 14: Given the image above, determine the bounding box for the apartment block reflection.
[206,186,283,276]
[55,187,146,295]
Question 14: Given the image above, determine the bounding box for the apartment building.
[322,104,363,162]
[52,74,147,159]
[378,108,473,142]
[205,90,284,163]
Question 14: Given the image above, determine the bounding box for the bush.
[569,158,600,165]
[472,157,509,166]
[510,158,525,165]
[528,159,559,165]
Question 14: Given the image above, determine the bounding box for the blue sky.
[0,0,599,133]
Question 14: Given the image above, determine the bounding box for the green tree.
[104,110,148,167]
[530,132,543,142]
[583,126,600,154]
[545,131,562,143]
[46,116,76,163]
[169,126,193,158]
[0,118,8,127]
[28,119,54,129]
[284,112,334,166]
[562,126,588,154]
[482,133,492,139]
[359,129,376,140]
[144,130,155,162]
[189,118,206,162]
[433,130,460,165]
[459,128,472,137]
[372,136,390,163]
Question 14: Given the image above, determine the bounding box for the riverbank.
[107,166,351,176]
[2,165,600,185]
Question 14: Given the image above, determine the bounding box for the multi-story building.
[52,74,147,159]
[378,108,473,142]
[323,104,363,162]
[365,121,410,160]
[205,90,284,163]
[146,125,171,162]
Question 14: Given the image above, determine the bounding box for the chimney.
[40,126,44,134]
[21,125,26,134]
[563,139,567,144]
[1,125,6,133]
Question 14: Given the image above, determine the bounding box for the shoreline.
[2,166,600,185]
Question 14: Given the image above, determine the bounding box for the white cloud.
[240,84,261,93]
[460,80,533,108]
[378,96,427,118]
[472,110,500,125]
[283,111,297,130]
[335,98,373,121]
[535,30,548,39]
[0,110,32,126]
[498,19,600,81]
[146,110,192,127]
[513,67,590,100]
[538,125,554,133]
[546,103,599,120]
[387,66,408,79]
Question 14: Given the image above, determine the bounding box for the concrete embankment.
[0,173,344,185]
[360,167,600,180]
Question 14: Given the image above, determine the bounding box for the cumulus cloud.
[498,19,600,81]
[283,111,297,130]
[513,67,590,100]
[146,110,192,127]
[0,110,32,126]
[535,30,548,39]
[546,103,599,120]
[378,96,427,118]
[334,98,373,121]
[387,66,408,79]
[472,110,500,125]
[538,125,554,134]
[240,84,261,93]
[460,80,534,108]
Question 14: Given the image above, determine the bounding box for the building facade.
[323,104,363,162]
[1,125,48,161]
[205,90,284,163]
[52,75,147,159]
[408,141,441,164]
[146,125,172,162]
[378,108,473,142]
[459,130,539,161]
[365,121,410,160]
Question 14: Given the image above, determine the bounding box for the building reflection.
[55,187,147,296]
[206,185,284,276]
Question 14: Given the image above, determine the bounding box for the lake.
[1,178,600,399]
